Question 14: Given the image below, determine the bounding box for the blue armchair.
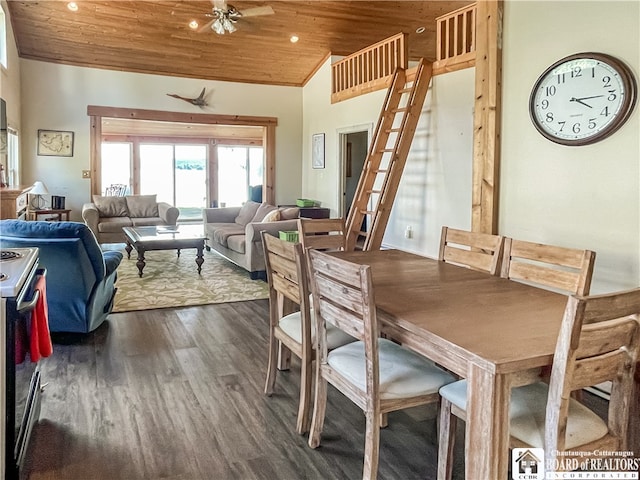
[0,220,123,333]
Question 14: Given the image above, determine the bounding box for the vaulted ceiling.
[7,0,473,87]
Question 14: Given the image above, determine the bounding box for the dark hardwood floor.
[22,300,465,480]
[23,300,608,480]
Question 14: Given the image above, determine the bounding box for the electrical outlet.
[82,170,91,179]
[404,225,413,239]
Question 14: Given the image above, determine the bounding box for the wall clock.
[529,52,637,146]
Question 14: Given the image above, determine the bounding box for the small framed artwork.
[312,133,325,169]
[37,129,74,157]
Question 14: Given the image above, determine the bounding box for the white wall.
[501,1,640,292]
[302,57,474,258]
[19,60,304,220]
[0,0,21,147]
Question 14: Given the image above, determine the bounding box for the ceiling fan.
[200,0,275,34]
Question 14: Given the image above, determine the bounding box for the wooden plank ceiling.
[7,0,473,87]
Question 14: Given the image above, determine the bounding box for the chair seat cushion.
[328,338,455,400]
[439,380,609,449]
[278,310,355,350]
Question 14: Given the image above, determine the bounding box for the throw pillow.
[279,207,300,220]
[261,209,281,222]
[234,201,261,226]
[92,195,129,217]
[125,195,159,218]
[251,202,278,223]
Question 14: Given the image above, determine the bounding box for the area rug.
[112,249,268,312]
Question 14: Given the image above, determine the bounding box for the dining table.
[332,248,640,479]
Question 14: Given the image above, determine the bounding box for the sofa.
[82,194,180,244]
[0,220,123,333]
[203,201,300,279]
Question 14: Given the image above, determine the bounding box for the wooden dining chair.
[438,226,505,275]
[262,233,354,434]
[297,217,349,252]
[306,249,456,480]
[436,288,640,480]
[500,238,596,295]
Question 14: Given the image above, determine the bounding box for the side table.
[279,205,331,219]
[28,209,72,221]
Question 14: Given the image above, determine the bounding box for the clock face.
[530,53,637,146]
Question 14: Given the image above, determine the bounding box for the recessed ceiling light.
[416,26,426,34]
[290,35,299,43]
[67,2,79,12]
[189,20,199,30]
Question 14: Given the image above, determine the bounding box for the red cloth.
[29,275,53,362]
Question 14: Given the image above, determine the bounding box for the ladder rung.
[379,149,395,153]
[360,210,376,215]
[391,107,408,113]
[372,169,388,173]
[385,128,401,133]
[357,231,368,237]
[366,189,382,194]
[399,87,412,93]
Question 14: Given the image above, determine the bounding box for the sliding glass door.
[140,144,207,221]
[217,146,263,207]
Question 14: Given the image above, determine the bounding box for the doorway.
[338,124,371,221]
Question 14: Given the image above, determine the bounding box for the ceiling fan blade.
[198,18,216,33]
[239,5,274,17]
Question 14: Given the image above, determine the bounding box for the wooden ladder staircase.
[345,58,433,251]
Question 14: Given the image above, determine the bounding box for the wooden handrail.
[434,3,477,74]
[331,33,408,104]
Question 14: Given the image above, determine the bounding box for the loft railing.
[433,2,477,74]
[331,33,408,104]
[330,3,477,103]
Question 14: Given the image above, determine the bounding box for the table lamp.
[29,181,50,209]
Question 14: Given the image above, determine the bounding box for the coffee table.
[122,225,207,277]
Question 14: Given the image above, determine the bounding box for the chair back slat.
[263,233,307,306]
[271,273,302,305]
[438,226,504,275]
[501,238,595,295]
[317,297,366,339]
[577,318,639,359]
[571,349,634,390]
[307,249,374,343]
[546,289,640,454]
[443,248,496,273]
[298,218,349,252]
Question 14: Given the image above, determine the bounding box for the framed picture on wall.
[37,129,74,157]
[312,133,325,169]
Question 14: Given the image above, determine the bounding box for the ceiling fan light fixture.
[189,20,199,30]
[212,19,225,34]
[222,17,237,33]
[67,2,79,12]
[290,35,299,43]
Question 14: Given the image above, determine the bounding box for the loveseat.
[82,194,180,244]
[0,220,123,333]
[203,201,299,279]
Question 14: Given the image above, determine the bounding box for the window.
[7,128,19,185]
[0,6,7,69]
[101,143,131,195]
